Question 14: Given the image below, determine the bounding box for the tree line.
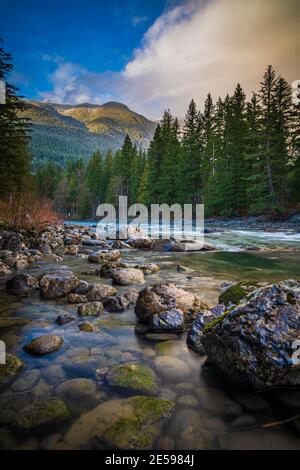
[36,65,300,218]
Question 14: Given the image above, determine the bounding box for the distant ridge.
[19,100,157,166]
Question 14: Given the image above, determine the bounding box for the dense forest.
[35,66,300,219]
[1,35,299,220]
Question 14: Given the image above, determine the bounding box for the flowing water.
[0,226,300,449]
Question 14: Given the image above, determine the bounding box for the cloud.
[39,0,300,118]
[132,16,149,27]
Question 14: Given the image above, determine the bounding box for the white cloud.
[39,0,300,118]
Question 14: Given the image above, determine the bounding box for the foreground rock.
[150,309,185,332]
[54,378,101,415]
[105,364,158,395]
[219,281,261,307]
[102,295,130,312]
[86,283,117,301]
[13,397,70,431]
[63,395,174,449]
[6,274,38,297]
[201,280,300,389]
[135,283,209,323]
[24,334,63,355]
[112,268,145,286]
[39,271,81,299]
[56,314,75,325]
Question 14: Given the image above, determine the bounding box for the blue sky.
[0,0,299,118]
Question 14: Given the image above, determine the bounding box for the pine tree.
[0,36,31,197]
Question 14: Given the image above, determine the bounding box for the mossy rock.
[64,395,175,449]
[13,397,70,431]
[219,282,259,306]
[0,354,24,382]
[106,363,158,395]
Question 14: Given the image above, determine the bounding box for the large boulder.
[39,271,81,299]
[201,280,300,389]
[135,283,209,323]
[24,334,63,355]
[88,249,121,264]
[63,395,174,450]
[6,274,38,297]
[112,268,145,286]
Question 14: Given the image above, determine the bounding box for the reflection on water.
[0,231,300,449]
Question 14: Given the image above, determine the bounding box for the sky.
[1,0,299,118]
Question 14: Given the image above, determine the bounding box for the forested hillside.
[19,100,156,165]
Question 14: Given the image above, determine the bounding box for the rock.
[99,262,122,278]
[10,369,40,392]
[63,395,174,449]
[39,271,81,299]
[2,233,24,252]
[86,283,117,301]
[78,321,97,332]
[78,301,103,316]
[0,317,29,329]
[106,363,158,395]
[177,265,191,273]
[112,268,145,286]
[135,283,209,323]
[124,291,138,305]
[0,392,32,425]
[176,394,198,408]
[56,314,75,325]
[187,310,217,355]
[64,236,81,246]
[195,387,243,417]
[166,240,215,252]
[154,356,192,382]
[6,274,38,296]
[64,245,79,256]
[150,309,185,332]
[0,354,24,383]
[140,263,160,274]
[127,238,152,249]
[24,334,63,355]
[68,293,87,303]
[82,239,107,247]
[54,378,101,415]
[88,249,121,263]
[64,355,103,377]
[0,261,11,276]
[111,240,131,249]
[73,280,89,295]
[201,280,300,389]
[219,281,259,307]
[13,397,70,431]
[102,295,130,312]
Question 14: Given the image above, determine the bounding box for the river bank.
[0,223,299,450]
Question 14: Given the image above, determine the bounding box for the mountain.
[19,100,157,166]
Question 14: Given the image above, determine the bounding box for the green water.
[0,232,300,450]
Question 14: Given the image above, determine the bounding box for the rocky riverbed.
[0,223,299,450]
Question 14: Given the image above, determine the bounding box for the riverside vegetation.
[0,36,300,450]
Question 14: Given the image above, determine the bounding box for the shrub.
[0,192,61,232]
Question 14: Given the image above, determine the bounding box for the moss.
[107,363,158,394]
[13,398,70,431]
[219,281,259,306]
[104,396,174,449]
[203,309,232,333]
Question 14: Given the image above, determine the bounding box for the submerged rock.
[105,363,158,395]
[154,356,192,382]
[13,397,70,431]
[6,274,38,297]
[63,395,174,449]
[56,314,75,325]
[112,268,145,286]
[135,282,209,323]
[24,334,63,355]
[201,280,300,389]
[0,354,24,385]
[78,321,97,332]
[39,271,81,299]
[54,378,101,415]
[78,301,103,316]
[150,309,185,332]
